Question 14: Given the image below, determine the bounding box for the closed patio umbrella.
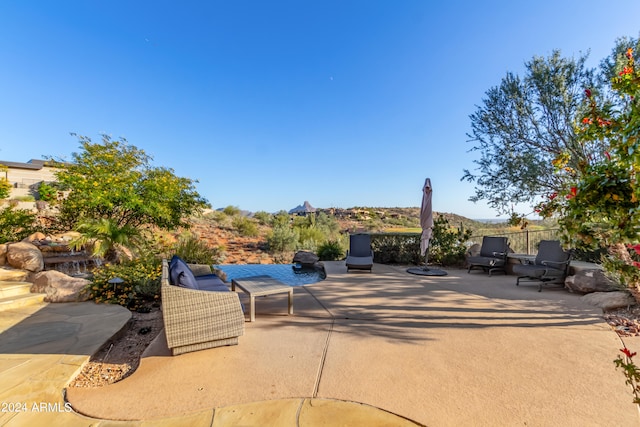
[420,178,433,257]
[407,177,447,276]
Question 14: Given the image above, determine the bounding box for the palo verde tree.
[463,50,601,216]
[53,134,209,261]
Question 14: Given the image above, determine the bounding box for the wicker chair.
[161,259,245,356]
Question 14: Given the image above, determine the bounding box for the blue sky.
[1,1,638,219]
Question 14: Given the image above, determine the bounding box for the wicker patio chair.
[161,259,245,355]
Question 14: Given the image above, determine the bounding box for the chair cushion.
[169,255,184,285]
[169,256,199,290]
[196,275,230,292]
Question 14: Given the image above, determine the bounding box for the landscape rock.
[0,243,7,266]
[466,243,481,257]
[6,241,44,272]
[565,269,619,293]
[30,270,91,302]
[293,251,319,266]
[22,232,47,242]
[0,267,30,282]
[581,291,636,311]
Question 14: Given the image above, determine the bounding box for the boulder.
[466,243,481,257]
[30,270,91,303]
[564,269,619,293]
[6,241,44,272]
[0,243,7,266]
[293,251,319,266]
[22,232,47,242]
[0,266,30,282]
[581,291,637,311]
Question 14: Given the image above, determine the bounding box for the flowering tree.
[539,38,640,289]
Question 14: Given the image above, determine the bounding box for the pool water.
[215,264,326,287]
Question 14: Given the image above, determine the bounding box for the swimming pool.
[215,264,326,287]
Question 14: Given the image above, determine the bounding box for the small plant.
[89,258,162,310]
[37,182,59,203]
[173,233,222,264]
[614,347,640,404]
[317,240,345,261]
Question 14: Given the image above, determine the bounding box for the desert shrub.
[89,257,162,309]
[267,223,299,253]
[317,240,345,261]
[223,205,241,216]
[253,211,272,225]
[173,234,222,264]
[232,216,259,237]
[0,206,39,243]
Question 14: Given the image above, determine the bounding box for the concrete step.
[0,293,46,312]
[0,281,34,299]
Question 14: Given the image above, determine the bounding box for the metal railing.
[470,229,560,254]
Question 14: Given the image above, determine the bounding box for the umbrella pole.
[423,246,430,271]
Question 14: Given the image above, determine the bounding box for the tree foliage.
[0,166,11,200]
[463,50,601,214]
[541,37,640,288]
[54,134,209,231]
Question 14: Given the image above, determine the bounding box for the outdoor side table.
[231,275,293,322]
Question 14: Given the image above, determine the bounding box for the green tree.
[543,37,640,290]
[463,50,600,214]
[0,166,10,200]
[54,134,209,259]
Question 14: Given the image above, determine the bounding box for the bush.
[267,223,299,253]
[173,234,222,264]
[317,240,345,261]
[428,216,472,266]
[232,216,259,237]
[89,258,162,310]
[0,206,39,243]
[37,182,58,203]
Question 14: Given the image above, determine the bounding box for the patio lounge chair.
[161,258,245,355]
[345,233,374,272]
[467,236,509,276]
[513,240,572,292]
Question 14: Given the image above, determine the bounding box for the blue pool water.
[215,264,326,287]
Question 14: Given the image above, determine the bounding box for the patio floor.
[2,261,640,426]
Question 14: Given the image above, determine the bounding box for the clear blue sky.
[1,2,638,219]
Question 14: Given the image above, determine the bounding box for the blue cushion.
[196,276,230,292]
[169,256,199,290]
[169,255,183,285]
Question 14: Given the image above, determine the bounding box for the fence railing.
[470,229,560,254]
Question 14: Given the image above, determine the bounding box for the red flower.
[585,88,592,98]
[566,187,577,200]
[619,66,633,76]
[604,151,611,160]
[621,348,637,358]
[631,244,640,256]
[549,192,558,200]
[627,48,634,60]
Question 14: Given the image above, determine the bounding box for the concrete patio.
[1,261,640,426]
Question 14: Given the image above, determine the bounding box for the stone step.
[0,293,46,312]
[0,281,33,299]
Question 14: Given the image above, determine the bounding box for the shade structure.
[408,177,447,276]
